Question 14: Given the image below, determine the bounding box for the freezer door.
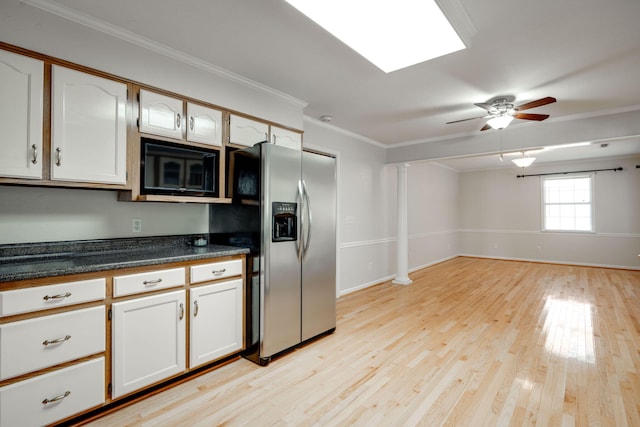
[261,144,303,358]
[301,151,337,341]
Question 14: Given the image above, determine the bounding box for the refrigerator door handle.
[302,180,312,259]
[296,179,305,261]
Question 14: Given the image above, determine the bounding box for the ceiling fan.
[447,95,557,131]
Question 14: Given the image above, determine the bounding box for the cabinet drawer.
[0,357,105,427]
[113,267,185,297]
[190,259,242,284]
[0,278,105,317]
[0,306,105,380]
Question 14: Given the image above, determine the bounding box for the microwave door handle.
[296,180,304,261]
[302,180,311,260]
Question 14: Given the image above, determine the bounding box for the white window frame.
[541,174,595,233]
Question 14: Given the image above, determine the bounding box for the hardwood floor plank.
[80,258,640,426]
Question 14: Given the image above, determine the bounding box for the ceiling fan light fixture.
[512,153,536,168]
[487,115,514,130]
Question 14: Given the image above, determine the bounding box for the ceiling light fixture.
[487,115,514,130]
[284,0,468,73]
[512,152,536,168]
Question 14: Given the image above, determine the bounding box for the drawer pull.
[179,303,185,320]
[193,300,199,317]
[31,143,38,164]
[42,334,71,346]
[143,278,163,286]
[212,268,227,275]
[42,390,71,405]
[43,292,72,301]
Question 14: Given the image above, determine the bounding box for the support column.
[393,163,412,285]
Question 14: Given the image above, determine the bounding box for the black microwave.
[140,138,218,196]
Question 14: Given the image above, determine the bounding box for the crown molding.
[303,115,387,149]
[21,0,308,109]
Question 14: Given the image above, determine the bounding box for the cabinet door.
[0,50,43,179]
[186,103,222,146]
[271,126,302,150]
[51,66,127,185]
[111,290,186,398]
[190,279,243,368]
[139,89,184,139]
[229,114,268,147]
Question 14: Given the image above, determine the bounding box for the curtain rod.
[516,167,623,178]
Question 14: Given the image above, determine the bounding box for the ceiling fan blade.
[446,116,488,124]
[514,113,550,121]
[516,97,557,111]
[474,102,493,111]
[480,124,492,131]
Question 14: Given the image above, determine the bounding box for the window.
[542,175,593,232]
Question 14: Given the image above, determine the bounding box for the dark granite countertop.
[0,235,249,284]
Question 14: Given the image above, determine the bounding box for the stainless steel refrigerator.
[209,143,336,365]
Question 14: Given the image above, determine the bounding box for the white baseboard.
[458,253,640,271]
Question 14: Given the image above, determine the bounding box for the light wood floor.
[82,257,640,426]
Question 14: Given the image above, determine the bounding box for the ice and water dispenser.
[272,202,297,242]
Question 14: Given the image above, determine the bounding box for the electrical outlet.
[132,218,142,233]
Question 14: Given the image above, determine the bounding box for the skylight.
[285,0,467,73]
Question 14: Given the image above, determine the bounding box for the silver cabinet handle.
[193,300,199,317]
[264,132,268,141]
[176,113,181,128]
[189,116,194,131]
[55,147,62,166]
[143,278,162,286]
[272,135,276,144]
[42,390,70,405]
[31,144,38,164]
[43,334,71,346]
[179,303,184,320]
[43,292,71,301]
[212,268,226,276]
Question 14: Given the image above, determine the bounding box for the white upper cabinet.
[0,50,43,179]
[271,126,302,150]
[139,89,184,140]
[186,103,222,146]
[51,66,127,185]
[229,114,269,147]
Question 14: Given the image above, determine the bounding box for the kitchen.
[1,0,640,425]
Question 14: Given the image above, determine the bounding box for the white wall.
[458,156,640,269]
[0,186,208,244]
[407,162,459,272]
[303,118,396,295]
[303,118,463,295]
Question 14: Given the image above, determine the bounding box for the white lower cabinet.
[190,279,243,368]
[0,357,105,427]
[111,290,186,398]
